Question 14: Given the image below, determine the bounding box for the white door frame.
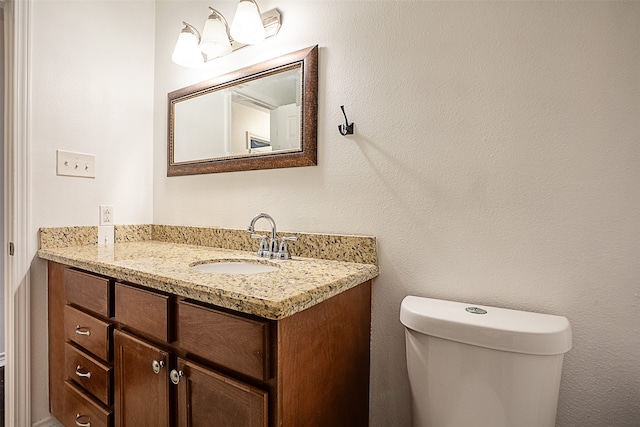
[4,0,32,425]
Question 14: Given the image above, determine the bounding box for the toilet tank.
[400,296,572,427]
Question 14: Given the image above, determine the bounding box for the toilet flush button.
[466,307,487,315]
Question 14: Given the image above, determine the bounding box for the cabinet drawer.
[177,300,270,381]
[65,305,112,361]
[65,343,112,406]
[64,268,111,317]
[115,283,170,342]
[60,380,112,427]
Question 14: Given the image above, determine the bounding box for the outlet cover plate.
[99,205,114,226]
[56,150,95,178]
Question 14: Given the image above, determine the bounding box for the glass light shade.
[200,17,232,58]
[172,29,204,68]
[230,0,265,45]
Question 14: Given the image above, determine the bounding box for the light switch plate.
[56,150,95,178]
[98,225,114,246]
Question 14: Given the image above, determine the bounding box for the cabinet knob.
[75,365,91,379]
[170,369,184,385]
[152,360,165,374]
[75,325,91,336]
[75,414,91,427]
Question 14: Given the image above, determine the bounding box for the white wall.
[232,101,269,153]
[154,1,640,426]
[174,90,229,161]
[29,0,155,422]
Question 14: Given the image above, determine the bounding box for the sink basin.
[191,260,279,274]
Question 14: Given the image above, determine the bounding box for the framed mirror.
[168,45,318,176]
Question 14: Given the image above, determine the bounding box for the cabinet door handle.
[170,369,184,385]
[75,365,91,379]
[75,325,91,336]
[75,413,91,427]
[152,360,165,374]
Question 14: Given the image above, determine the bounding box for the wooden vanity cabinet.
[48,261,372,427]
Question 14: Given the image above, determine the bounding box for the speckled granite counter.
[37,225,378,320]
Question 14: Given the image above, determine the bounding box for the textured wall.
[28,0,155,422]
[154,2,640,426]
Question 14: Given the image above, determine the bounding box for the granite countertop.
[37,225,379,320]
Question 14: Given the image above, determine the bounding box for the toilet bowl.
[400,296,572,427]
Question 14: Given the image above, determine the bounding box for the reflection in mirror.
[173,67,301,162]
[168,45,317,176]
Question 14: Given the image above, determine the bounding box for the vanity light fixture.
[172,1,281,68]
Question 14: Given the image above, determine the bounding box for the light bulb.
[200,14,232,58]
[172,24,204,68]
[230,0,265,45]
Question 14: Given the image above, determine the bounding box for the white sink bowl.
[191,260,279,274]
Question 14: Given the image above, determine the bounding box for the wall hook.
[338,105,354,136]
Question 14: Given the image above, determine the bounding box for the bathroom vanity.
[39,225,378,427]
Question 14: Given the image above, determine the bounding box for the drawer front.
[178,300,269,381]
[65,305,112,361]
[64,268,111,317]
[115,283,170,342]
[60,380,112,427]
[65,343,112,406]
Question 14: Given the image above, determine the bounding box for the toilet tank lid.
[400,296,572,355]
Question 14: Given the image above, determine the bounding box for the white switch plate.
[99,205,114,226]
[98,225,114,245]
[56,150,95,178]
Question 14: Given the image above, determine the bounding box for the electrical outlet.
[56,150,95,178]
[99,205,114,226]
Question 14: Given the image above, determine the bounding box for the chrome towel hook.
[338,105,354,136]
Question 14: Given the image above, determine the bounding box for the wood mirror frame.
[167,45,318,176]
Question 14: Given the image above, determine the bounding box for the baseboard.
[0,352,4,367]
[32,415,62,427]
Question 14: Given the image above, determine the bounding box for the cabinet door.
[114,330,170,427]
[175,358,267,427]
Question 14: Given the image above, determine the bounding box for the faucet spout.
[247,213,278,257]
[247,212,277,239]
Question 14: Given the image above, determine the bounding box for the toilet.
[400,296,572,427]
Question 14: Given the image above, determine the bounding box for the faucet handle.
[251,234,270,258]
[277,236,297,260]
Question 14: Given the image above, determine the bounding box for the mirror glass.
[168,46,317,176]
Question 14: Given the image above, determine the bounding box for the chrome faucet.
[247,213,278,258]
[247,213,297,259]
